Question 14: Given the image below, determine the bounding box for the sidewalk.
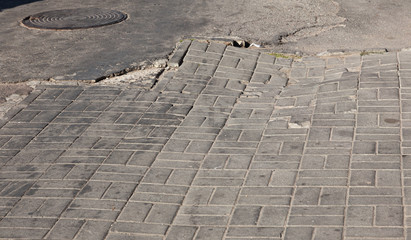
[0,40,409,239]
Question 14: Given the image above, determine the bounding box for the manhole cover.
[22,8,127,30]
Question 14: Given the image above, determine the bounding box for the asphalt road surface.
[1,0,411,82]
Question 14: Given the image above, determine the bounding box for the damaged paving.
[0,40,411,239]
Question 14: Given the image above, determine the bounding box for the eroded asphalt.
[3,0,411,83]
[0,40,411,239]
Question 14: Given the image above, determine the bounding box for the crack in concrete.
[275,0,346,45]
[279,24,346,44]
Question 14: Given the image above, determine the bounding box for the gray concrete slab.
[0,0,207,82]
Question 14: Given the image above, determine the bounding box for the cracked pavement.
[2,0,411,83]
[1,40,411,239]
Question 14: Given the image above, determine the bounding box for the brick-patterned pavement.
[0,40,410,239]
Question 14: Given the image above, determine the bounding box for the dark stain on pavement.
[0,0,42,12]
[384,118,400,124]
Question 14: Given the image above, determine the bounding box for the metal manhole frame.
[21,8,128,30]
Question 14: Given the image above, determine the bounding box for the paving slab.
[1,41,411,239]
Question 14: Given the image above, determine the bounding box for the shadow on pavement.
[0,0,42,12]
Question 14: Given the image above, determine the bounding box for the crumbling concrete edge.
[168,40,192,68]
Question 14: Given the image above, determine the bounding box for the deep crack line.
[279,24,346,44]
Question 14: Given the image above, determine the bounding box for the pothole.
[232,40,251,48]
[21,8,127,30]
[183,37,262,49]
[231,40,263,49]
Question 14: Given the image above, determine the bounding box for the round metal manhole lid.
[22,8,127,30]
